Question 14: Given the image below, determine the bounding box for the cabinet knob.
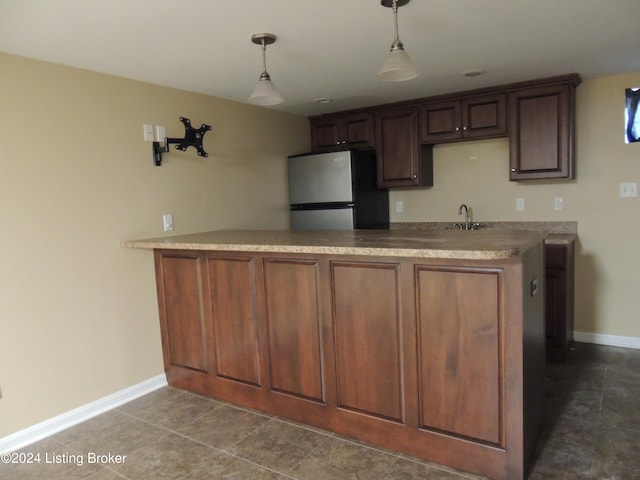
[455,127,460,131]
[463,126,468,131]
[413,174,417,179]
[511,168,517,172]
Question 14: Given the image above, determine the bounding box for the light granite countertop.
[121,229,546,260]
[391,221,577,245]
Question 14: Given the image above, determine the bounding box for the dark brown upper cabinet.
[308,74,581,185]
[375,106,433,188]
[509,79,578,180]
[310,112,375,152]
[420,93,507,143]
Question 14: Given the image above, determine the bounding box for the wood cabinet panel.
[420,101,461,142]
[206,256,261,386]
[376,106,433,188]
[310,112,375,151]
[331,261,404,422]
[463,94,508,139]
[312,121,340,151]
[156,253,208,372]
[420,94,507,143]
[416,266,502,446]
[263,258,324,401]
[343,114,375,148]
[509,83,574,180]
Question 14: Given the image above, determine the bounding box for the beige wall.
[0,52,309,437]
[390,72,640,340]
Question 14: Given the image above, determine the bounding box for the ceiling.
[1,0,639,117]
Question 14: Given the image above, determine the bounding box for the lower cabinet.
[154,248,544,480]
[544,242,575,361]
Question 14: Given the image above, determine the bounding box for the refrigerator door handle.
[290,202,355,211]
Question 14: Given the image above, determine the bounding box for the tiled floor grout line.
[115,394,479,479]
[116,404,313,480]
[166,425,301,480]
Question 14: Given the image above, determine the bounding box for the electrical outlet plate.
[620,182,638,198]
[395,201,404,213]
[143,124,154,142]
[516,198,525,211]
[554,197,564,210]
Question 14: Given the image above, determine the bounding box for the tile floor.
[1,342,639,479]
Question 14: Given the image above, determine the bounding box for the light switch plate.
[156,125,166,142]
[162,214,174,232]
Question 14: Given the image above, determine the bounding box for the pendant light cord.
[390,0,404,51]
[259,38,271,81]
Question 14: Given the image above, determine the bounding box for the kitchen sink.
[450,222,483,231]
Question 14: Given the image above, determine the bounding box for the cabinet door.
[331,260,405,423]
[376,106,429,187]
[206,255,262,386]
[263,258,324,402]
[342,113,375,149]
[310,118,341,151]
[415,266,503,446]
[545,267,565,346]
[155,252,208,373]
[462,93,507,139]
[509,84,574,180]
[545,243,574,361]
[420,101,461,143]
[310,113,375,151]
[420,94,507,143]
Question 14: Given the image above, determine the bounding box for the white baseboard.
[574,331,640,349]
[0,374,167,454]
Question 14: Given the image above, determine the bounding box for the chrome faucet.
[458,204,471,230]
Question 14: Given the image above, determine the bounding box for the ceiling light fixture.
[377,0,420,82]
[248,33,284,106]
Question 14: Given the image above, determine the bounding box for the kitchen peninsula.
[122,229,546,480]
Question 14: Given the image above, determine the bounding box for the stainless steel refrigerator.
[288,150,389,230]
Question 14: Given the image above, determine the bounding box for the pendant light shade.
[377,0,420,82]
[249,72,283,106]
[248,33,284,106]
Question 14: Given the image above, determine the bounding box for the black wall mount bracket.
[152,117,212,166]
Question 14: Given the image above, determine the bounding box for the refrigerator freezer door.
[291,208,354,230]
[288,151,353,205]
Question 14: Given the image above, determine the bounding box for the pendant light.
[377,0,420,82]
[248,33,284,106]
